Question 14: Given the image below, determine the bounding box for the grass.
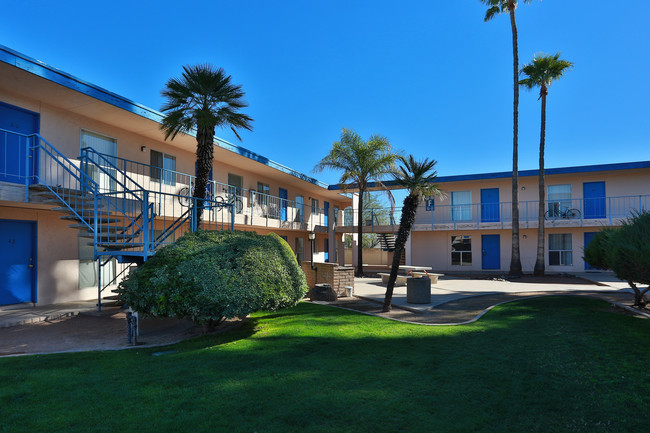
[1,296,650,432]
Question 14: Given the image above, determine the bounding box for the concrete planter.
[406,277,431,304]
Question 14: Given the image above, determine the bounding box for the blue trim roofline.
[0,44,328,189]
[327,160,650,190]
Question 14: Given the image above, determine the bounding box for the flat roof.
[328,160,650,191]
[0,44,329,189]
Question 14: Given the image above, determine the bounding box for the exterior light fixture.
[308,232,316,269]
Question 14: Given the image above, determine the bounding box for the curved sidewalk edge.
[310,290,650,326]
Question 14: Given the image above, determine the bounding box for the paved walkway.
[351,272,632,313]
[0,272,644,356]
[0,272,634,328]
[0,300,100,328]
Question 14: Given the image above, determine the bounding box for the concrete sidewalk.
[0,272,632,328]
[0,300,100,328]
[352,272,632,313]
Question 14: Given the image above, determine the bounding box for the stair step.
[60,214,122,223]
[96,242,145,250]
[78,233,137,241]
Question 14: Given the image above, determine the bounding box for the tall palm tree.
[480,0,533,276]
[314,128,397,276]
[383,155,441,312]
[519,53,573,276]
[160,64,253,224]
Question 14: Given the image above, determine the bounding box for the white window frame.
[548,233,573,266]
[150,149,176,186]
[451,191,472,221]
[547,184,572,215]
[451,235,472,266]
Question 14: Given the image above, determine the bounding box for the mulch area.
[319,290,648,325]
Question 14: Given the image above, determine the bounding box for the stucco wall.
[411,226,600,273]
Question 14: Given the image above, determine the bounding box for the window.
[228,173,244,214]
[256,182,270,199]
[296,195,305,222]
[80,129,117,193]
[548,185,572,214]
[312,198,319,216]
[549,234,572,266]
[78,238,114,289]
[451,191,472,221]
[256,182,270,216]
[451,235,472,266]
[150,150,176,186]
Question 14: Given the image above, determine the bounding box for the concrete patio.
[352,272,632,313]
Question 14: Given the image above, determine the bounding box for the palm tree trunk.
[383,194,419,312]
[194,125,215,227]
[356,189,364,276]
[508,2,522,276]
[534,88,547,276]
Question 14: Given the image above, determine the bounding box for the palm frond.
[519,52,574,92]
[393,155,441,201]
[160,64,253,142]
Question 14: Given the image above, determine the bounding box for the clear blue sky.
[2,0,648,187]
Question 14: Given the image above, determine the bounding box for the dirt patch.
[0,307,244,357]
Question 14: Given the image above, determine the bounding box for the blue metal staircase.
[1,128,232,310]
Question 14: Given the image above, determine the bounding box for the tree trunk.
[356,189,364,276]
[629,281,649,307]
[534,87,548,276]
[383,194,419,312]
[508,3,522,276]
[194,125,215,227]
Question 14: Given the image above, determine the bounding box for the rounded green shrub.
[583,227,615,271]
[117,230,308,325]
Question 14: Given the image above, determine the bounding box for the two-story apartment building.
[336,162,650,273]
[0,45,350,307]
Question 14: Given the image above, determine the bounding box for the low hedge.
[117,230,308,325]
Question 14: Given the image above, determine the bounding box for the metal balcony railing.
[85,151,331,230]
[339,196,649,231]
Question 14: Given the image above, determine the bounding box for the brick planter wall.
[301,262,355,297]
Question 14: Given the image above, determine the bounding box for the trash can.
[406,277,431,304]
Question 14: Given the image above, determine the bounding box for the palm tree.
[480,0,533,276]
[314,128,397,276]
[160,64,253,224]
[519,53,573,276]
[383,155,441,312]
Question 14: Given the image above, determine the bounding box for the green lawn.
[1,297,649,432]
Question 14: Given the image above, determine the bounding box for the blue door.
[279,188,288,221]
[0,220,36,305]
[583,181,606,219]
[481,234,500,270]
[480,188,500,222]
[324,201,329,227]
[324,239,329,262]
[0,102,40,184]
[323,201,330,262]
[584,232,597,270]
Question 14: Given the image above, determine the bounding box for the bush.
[584,211,650,307]
[117,230,308,325]
[583,227,615,271]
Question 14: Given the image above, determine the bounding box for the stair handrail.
[26,132,100,232]
[79,147,146,200]
[153,206,193,249]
